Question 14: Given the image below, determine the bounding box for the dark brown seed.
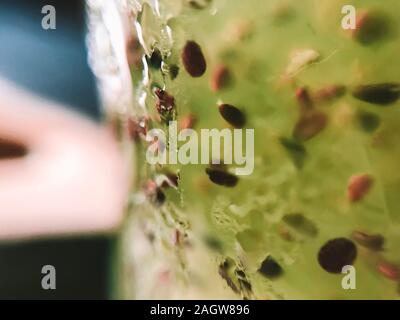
[352,83,400,106]
[352,11,391,45]
[181,40,207,77]
[279,137,306,168]
[351,231,384,251]
[293,111,328,141]
[205,168,238,187]
[211,64,231,92]
[318,238,357,273]
[357,111,380,133]
[0,138,27,159]
[282,213,318,238]
[218,104,246,128]
[258,256,283,279]
[347,173,373,202]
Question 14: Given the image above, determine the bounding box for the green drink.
[91,0,400,299]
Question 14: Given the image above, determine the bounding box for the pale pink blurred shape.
[0,78,130,240]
